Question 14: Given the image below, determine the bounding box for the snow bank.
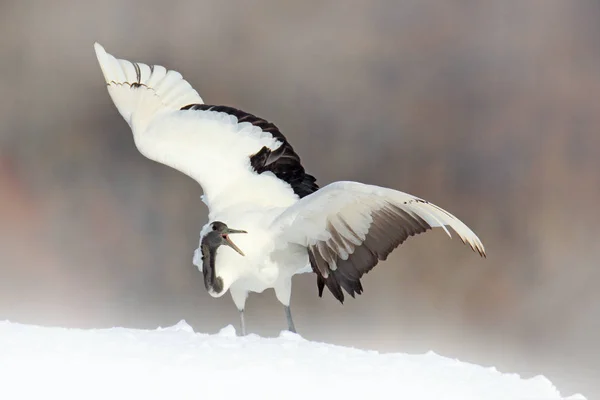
[0,320,585,400]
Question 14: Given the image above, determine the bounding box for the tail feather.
[94,43,203,133]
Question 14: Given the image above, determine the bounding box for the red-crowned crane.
[94,43,486,335]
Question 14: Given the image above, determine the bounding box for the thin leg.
[239,309,247,336]
[284,305,296,333]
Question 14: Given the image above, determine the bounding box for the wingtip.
[93,42,105,57]
[93,42,113,85]
[473,242,487,258]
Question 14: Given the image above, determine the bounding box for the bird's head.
[200,221,247,296]
[203,221,247,256]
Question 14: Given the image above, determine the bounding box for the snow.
[0,320,585,400]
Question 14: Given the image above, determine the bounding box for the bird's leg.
[239,309,247,336]
[284,305,296,333]
[231,289,249,336]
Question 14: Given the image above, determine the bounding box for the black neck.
[202,243,223,293]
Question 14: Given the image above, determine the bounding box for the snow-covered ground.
[0,320,585,400]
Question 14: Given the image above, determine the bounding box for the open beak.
[223,228,247,256]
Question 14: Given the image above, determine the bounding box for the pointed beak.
[223,228,247,256]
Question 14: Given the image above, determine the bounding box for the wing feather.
[273,181,486,303]
[94,43,318,213]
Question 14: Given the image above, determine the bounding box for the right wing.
[271,181,486,303]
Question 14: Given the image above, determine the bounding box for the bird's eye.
[212,225,217,231]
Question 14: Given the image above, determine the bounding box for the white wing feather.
[94,43,298,212]
[94,43,203,133]
[272,181,486,257]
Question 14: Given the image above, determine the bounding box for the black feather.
[308,203,433,304]
[181,104,319,198]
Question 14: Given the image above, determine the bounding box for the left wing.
[94,43,317,213]
[271,181,486,303]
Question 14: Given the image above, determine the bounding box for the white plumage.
[94,43,486,334]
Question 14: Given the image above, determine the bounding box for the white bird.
[94,43,486,335]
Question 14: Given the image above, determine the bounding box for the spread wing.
[94,43,317,214]
[271,181,486,303]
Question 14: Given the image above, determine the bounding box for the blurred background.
[1,0,598,397]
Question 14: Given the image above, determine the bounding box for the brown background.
[1,1,598,397]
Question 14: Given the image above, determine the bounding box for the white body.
[194,205,308,310]
[94,43,486,314]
